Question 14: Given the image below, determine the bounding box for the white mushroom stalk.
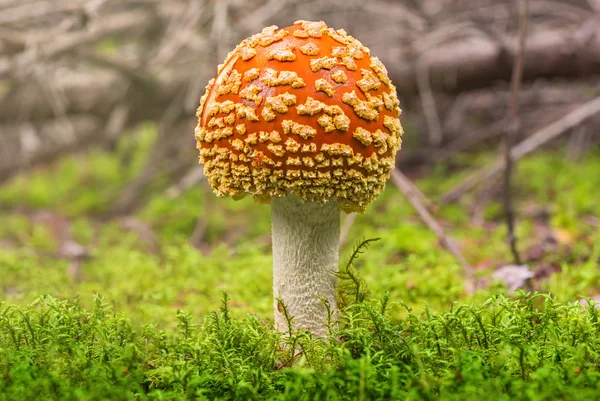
[271,195,339,336]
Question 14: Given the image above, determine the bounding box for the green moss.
[2,293,600,400]
[1,129,599,399]
[1,148,599,319]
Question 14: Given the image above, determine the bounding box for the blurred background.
[1,0,599,325]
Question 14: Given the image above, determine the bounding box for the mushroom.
[195,21,403,336]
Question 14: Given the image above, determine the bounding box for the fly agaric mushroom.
[195,21,403,336]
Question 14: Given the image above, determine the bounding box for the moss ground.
[0,129,599,399]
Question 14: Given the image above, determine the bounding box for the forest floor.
[1,131,599,400]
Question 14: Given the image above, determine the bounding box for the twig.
[412,22,475,53]
[1,0,599,191]
[32,66,76,144]
[0,26,27,51]
[210,0,230,62]
[403,173,437,212]
[440,95,600,203]
[165,166,205,200]
[78,50,159,92]
[0,0,86,25]
[416,57,443,147]
[190,214,208,248]
[433,119,507,163]
[390,169,473,279]
[0,115,100,184]
[357,0,427,32]
[111,97,184,214]
[104,102,131,148]
[151,0,206,70]
[210,0,228,40]
[470,180,498,227]
[0,9,153,78]
[567,126,589,161]
[395,19,600,97]
[237,0,289,32]
[184,64,211,112]
[502,0,529,265]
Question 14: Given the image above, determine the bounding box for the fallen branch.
[441,95,600,202]
[165,166,205,200]
[78,50,159,92]
[0,0,86,25]
[390,169,473,279]
[1,0,599,188]
[111,100,185,214]
[0,115,101,183]
[340,170,436,247]
[433,119,507,163]
[0,10,153,78]
[390,16,600,96]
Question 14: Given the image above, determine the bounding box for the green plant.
[2,293,600,400]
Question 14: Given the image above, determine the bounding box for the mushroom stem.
[271,194,339,336]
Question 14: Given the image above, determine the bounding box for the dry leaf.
[492,265,534,293]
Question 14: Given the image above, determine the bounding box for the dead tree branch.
[0,10,154,79]
[392,17,600,96]
[390,169,473,279]
[441,96,600,203]
[0,0,599,209]
[0,115,101,182]
[165,166,205,200]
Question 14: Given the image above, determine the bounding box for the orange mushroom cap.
[195,20,403,213]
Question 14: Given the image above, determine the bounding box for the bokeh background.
[1,0,599,327]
